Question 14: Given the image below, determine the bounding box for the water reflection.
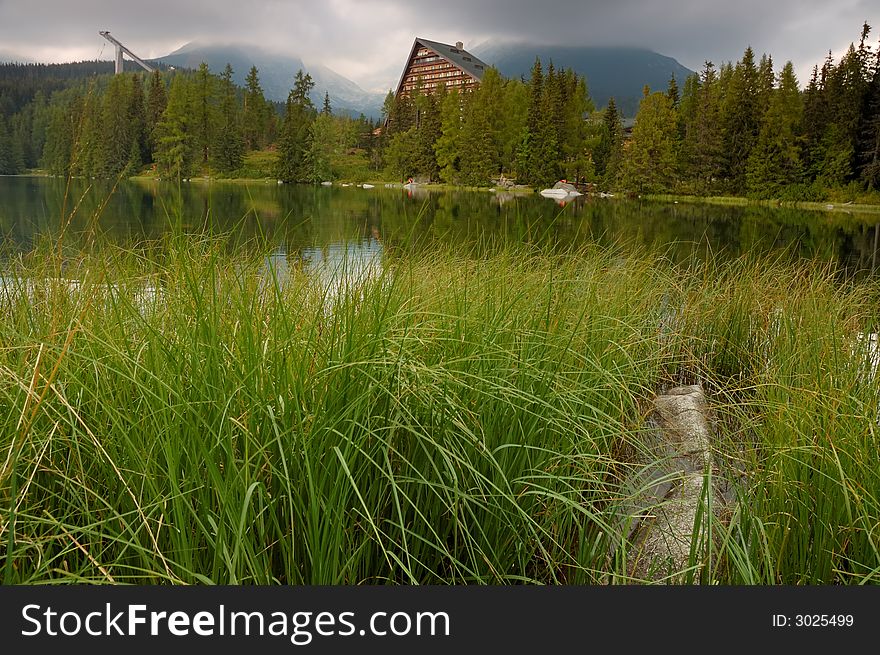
[1,177,879,277]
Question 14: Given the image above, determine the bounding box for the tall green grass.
[1,236,878,584]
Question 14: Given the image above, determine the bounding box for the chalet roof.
[415,38,488,80]
[394,37,489,95]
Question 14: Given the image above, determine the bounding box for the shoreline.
[12,172,880,214]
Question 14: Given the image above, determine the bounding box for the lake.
[1,176,879,275]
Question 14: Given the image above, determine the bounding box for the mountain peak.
[472,41,693,116]
[156,42,385,119]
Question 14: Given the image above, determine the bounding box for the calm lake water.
[2,176,879,275]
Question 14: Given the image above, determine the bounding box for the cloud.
[1,0,877,89]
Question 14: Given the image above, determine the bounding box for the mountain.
[155,43,385,119]
[472,42,694,117]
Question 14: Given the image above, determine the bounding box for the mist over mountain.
[473,41,694,116]
[0,50,30,64]
[155,42,386,119]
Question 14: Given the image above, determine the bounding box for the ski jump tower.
[98,31,155,74]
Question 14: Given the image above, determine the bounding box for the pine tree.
[818,41,871,185]
[127,74,148,172]
[0,115,17,174]
[242,66,269,150]
[858,65,880,188]
[304,112,336,182]
[214,63,244,173]
[593,97,622,180]
[155,75,195,179]
[720,47,761,189]
[559,69,594,183]
[73,89,103,177]
[192,62,216,168]
[620,91,679,193]
[667,74,680,106]
[746,61,803,196]
[41,93,80,175]
[757,54,775,117]
[801,64,828,179]
[276,70,316,181]
[145,70,167,163]
[27,91,50,169]
[8,112,29,173]
[683,61,724,190]
[322,91,332,116]
[413,89,440,179]
[459,89,498,185]
[498,76,528,178]
[523,58,561,186]
[100,75,133,176]
[434,87,462,183]
[527,57,543,135]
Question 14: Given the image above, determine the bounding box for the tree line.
[0,61,379,181]
[617,22,880,198]
[2,22,879,198]
[379,22,880,197]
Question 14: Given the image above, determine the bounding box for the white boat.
[320,181,332,186]
[361,183,375,189]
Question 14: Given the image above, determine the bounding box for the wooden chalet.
[395,37,488,98]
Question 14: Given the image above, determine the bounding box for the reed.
[1,235,877,584]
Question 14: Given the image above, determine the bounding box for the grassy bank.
[645,193,880,216]
[1,237,879,584]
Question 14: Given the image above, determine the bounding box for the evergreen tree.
[41,92,80,175]
[818,42,870,184]
[26,90,50,168]
[527,57,544,135]
[434,87,462,183]
[559,68,594,183]
[304,112,336,182]
[857,65,880,188]
[242,66,270,150]
[594,97,623,183]
[720,47,761,189]
[127,74,148,172]
[801,64,828,179]
[145,70,167,162]
[459,89,498,185]
[620,91,679,193]
[214,63,244,173]
[192,62,216,167]
[0,114,18,174]
[678,73,699,129]
[523,58,561,186]
[381,90,395,125]
[100,75,133,176]
[412,89,441,179]
[383,128,419,180]
[73,89,103,177]
[666,74,680,106]
[322,91,332,116]
[683,61,724,190]
[498,76,528,177]
[155,75,195,179]
[276,70,315,181]
[746,62,803,196]
[757,53,775,117]
[8,111,29,172]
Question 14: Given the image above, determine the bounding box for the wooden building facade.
[395,38,488,98]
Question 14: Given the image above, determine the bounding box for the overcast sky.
[1,0,878,91]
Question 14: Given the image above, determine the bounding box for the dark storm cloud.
[1,0,877,89]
